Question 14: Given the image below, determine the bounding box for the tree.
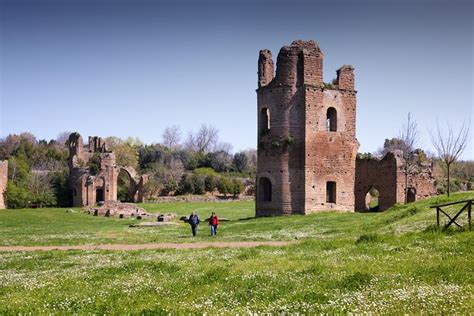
[105,136,140,169]
[217,177,232,197]
[233,152,249,172]
[399,113,419,203]
[430,119,470,197]
[162,125,181,149]
[231,178,244,198]
[28,171,56,207]
[185,124,219,153]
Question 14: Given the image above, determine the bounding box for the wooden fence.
[430,199,472,231]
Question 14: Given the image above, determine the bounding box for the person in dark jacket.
[188,211,200,237]
[208,212,219,236]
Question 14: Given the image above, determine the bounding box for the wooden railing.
[430,199,472,231]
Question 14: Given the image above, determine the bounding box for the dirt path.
[0,241,295,252]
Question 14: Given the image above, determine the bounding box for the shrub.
[178,174,195,195]
[231,179,244,198]
[5,181,30,209]
[217,177,232,197]
[192,175,206,195]
[204,175,218,192]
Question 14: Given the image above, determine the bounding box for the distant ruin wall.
[355,151,436,211]
[0,161,8,209]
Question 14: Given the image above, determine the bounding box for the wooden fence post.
[436,207,440,227]
[469,201,472,231]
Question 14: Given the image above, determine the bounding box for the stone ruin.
[85,200,177,223]
[355,150,436,211]
[255,40,436,216]
[0,160,7,209]
[86,201,149,218]
[68,133,149,207]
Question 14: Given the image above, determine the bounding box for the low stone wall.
[147,195,254,203]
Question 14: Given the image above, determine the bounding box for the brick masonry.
[0,160,7,209]
[255,40,435,216]
[68,133,148,207]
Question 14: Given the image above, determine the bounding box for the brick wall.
[0,161,7,209]
[256,40,359,216]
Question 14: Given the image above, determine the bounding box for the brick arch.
[364,186,380,211]
[117,166,139,202]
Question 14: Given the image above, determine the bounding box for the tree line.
[0,124,257,208]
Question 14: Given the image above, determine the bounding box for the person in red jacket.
[208,212,219,236]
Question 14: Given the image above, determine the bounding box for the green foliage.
[217,177,232,196]
[271,141,281,148]
[357,152,376,160]
[283,135,295,147]
[192,175,206,195]
[88,153,101,176]
[117,171,131,202]
[233,152,249,172]
[323,82,337,89]
[194,167,218,177]
[231,178,244,197]
[51,170,72,207]
[178,174,195,195]
[204,175,219,192]
[5,181,30,209]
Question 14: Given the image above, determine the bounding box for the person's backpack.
[190,214,199,225]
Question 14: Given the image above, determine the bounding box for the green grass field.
[0,192,473,313]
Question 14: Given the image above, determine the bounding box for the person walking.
[188,211,200,237]
[208,212,219,236]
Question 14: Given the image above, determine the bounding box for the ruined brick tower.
[68,133,119,207]
[0,160,7,209]
[256,40,359,216]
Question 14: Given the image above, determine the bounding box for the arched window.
[326,181,336,203]
[258,177,272,202]
[407,187,416,203]
[261,108,270,134]
[326,107,337,132]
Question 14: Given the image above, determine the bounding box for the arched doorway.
[407,187,416,203]
[118,168,136,202]
[365,187,379,211]
[258,177,272,202]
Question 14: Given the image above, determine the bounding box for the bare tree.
[184,131,197,152]
[162,125,181,149]
[196,124,219,153]
[56,131,72,146]
[430,119,470,196]
[185,124,219,153]
[215,141,233,155]
[398,113,420,203]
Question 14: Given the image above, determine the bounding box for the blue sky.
[1,0,473,158]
